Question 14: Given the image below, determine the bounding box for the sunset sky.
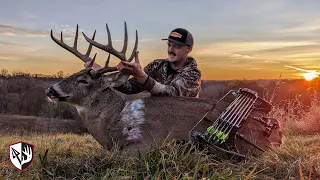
[1,0,320,80]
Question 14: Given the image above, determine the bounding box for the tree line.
[0,69,80,120]
[1,68,319,121]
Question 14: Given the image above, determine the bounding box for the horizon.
[1,1,320,80]
[0,70,311,82]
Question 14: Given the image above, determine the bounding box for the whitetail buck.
[46,22,282,157]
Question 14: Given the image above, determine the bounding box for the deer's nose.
[46,87,58,97]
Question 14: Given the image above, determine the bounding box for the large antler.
[87,53,117,74]
[50,25,97,64]
[82,21,138,75]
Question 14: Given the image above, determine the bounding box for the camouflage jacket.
[114,56,201,97]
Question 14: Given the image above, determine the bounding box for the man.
[114,28,201,97]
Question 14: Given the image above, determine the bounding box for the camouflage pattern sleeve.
[174,68,201,97]
[113,77,145,94]
[142,63,202,97]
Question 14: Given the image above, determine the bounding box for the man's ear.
[187,46,193,53]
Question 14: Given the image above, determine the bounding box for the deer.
[46,22,283,156]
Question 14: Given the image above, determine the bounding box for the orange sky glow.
[1,1,320,80]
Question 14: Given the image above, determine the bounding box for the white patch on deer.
[120,99,145,141]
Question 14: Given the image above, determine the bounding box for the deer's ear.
[102,72,130,87]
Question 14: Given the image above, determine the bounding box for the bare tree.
[0,69,8,77]
[0,79,9,113]
[56,70,64,78]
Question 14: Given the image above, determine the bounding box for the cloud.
[193,40,320,68]
[272,20,320,35]
[2,32,15,36]
[0,54,23,61]
[250,44,320,54]
[140,38,156,42]
[249,67,263,70]
[0,24,48,37]
[50,22,87,40]
[194,40,318,57]
[0,40,29,47]
[27,14,39,19]
[284,52,320,58]
[0,52,79,64]
[50,23,155,45]
[230,54,253,59]
[0,24,84,41]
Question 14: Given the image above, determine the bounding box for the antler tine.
[87,53,97,69]
[105,53,111,66]
[84,30,96,57]
[50,25,95,63]
[105,23,113,48]
[96,53,117,75]
[82,21,138,63]
[73,24,79,49]
[127,30,139,62]
[121,22,128,55]
[60,31,63,42]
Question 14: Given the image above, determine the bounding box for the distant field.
[0,114,87,135]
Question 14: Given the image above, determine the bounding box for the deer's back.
[140,96,217,141]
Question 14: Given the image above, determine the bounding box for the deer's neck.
[84,87,125,119]
[74,87,124,126]
[74,87,127,149]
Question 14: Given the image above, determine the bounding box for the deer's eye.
[78,80,88,84]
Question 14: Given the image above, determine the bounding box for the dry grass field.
[0,129,319,179]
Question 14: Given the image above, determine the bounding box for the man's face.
[167,41,192,63]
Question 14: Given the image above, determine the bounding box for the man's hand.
[116,51,148,84]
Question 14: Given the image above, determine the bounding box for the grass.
[0,131,319,179]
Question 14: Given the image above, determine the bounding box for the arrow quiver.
[189,88,283,160]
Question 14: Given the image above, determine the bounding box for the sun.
[285,65,320,81]
[302,71,318,81]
